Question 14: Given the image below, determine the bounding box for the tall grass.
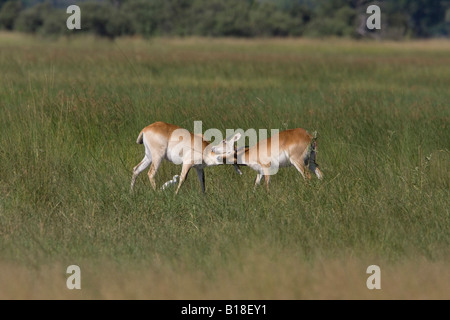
[0,34,448,298]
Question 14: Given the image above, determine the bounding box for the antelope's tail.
[136,131,144,144]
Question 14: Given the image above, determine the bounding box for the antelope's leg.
[254,173,263,190]
[147,156,162,191]
[291,159,310,180]
[196,168,206,193]
[131,156,151,190]
[263,174,271,192]
[233,164,243,175]
[175,163,193,195]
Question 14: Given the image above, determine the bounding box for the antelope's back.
[277,128,312,155]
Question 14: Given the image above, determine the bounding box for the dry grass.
[1,253,448,300]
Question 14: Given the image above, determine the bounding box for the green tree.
[4,0,449,39]
[304,0,358,37]
[40,8,67,37]
[79,1,133,39]
[188,0,251,36]
[286,2,313,36]
[14,1,52,33]
[250,2,294,36]
[0,0,23,30]
[0,0,9,10]
[386,0,449,37]
[121,0,162,36]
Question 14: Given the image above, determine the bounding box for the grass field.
[0,33,449,299]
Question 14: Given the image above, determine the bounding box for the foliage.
[0,1,22,30]
[14,1,53,33]
[0,0,448,39]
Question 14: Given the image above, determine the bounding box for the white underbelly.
[275,151,291,168]
[246,151,291,174]
[166,150,183,165]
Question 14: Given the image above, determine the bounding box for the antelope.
[131,121,242,194]
[212,128,323,191]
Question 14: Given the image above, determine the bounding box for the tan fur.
[131,122,241,194]
[216,128,322,191]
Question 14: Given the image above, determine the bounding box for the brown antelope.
[212,128,323,191]
[131,121,242,194]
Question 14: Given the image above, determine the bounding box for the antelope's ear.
[227,132,241,142]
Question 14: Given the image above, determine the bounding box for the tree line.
[0,0,448,39]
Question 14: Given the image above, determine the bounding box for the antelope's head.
[212,132,241,163]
